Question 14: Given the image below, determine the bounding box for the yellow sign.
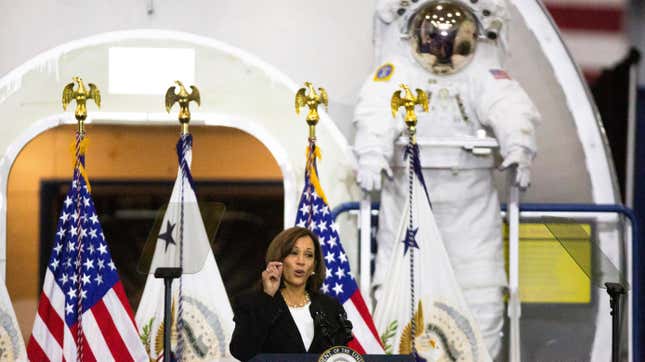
[504,223,592,303]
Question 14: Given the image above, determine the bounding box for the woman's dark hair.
[265,226,325,294]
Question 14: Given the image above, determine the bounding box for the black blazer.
[229,290,353,361]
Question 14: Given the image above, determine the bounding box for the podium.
[250,355,415,362]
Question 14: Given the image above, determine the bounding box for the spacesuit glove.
[500,146,534,190]
[356,152,392,191]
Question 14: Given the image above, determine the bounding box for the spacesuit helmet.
[407,1,479,75]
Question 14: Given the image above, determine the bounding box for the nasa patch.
[374,63,395,81]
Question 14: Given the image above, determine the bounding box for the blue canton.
[47,155,119,327]
[295,172,357,304]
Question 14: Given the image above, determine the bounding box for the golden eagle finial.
[295,81,328,140]
[165,81,201,134]
[62,76,101,133]
[390,84,429,144]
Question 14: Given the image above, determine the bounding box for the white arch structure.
[0,9,632,359]
[0,29,359,281]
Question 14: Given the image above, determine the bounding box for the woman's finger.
[267,261,282,270]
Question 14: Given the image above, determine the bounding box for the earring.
[311,271,316,275]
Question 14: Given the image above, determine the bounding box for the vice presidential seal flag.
[0,283,26,361]
[295,142,384,354]
[373,144,491,361]
[136,134,234,361]
[27,134,147,361]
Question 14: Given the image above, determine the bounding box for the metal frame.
[332,202,639,361]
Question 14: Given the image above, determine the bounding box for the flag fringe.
[306,145,329,205]
[70,136,92,193]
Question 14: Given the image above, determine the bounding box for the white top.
[288,302,314,350]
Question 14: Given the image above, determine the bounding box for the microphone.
[311,303,334,342]
[338,311,354,343]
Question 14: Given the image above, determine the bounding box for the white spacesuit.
[354,0,540,357]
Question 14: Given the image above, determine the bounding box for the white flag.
[0,283,27,361]
[374,167,491,361]
[136,135,234,361]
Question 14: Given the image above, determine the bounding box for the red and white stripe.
[27,270,148,361]
[344,292,385,354]
[543,0,629,81]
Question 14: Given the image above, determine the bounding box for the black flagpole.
[155,267,182,362]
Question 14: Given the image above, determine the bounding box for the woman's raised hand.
[261,261,283,296]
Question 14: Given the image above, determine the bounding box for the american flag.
[542,0,628,81]
[295,144,384,354]
[27,135,147,361]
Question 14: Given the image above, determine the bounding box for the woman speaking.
[230,227,353,361]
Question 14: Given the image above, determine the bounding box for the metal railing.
[331,202,639,361]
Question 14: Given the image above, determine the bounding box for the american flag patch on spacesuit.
[490,69,511,80]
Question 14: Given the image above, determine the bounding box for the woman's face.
[282,236,316,289]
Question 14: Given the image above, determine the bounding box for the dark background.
[39,180,284,310]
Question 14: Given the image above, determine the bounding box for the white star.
[88,229,97,239]
[67,241,76,252]
[324,252,335,264]
[335,267,346,279]
[95,275,103,285]
[59,273,69,285]
[299,204,310,214]
[319,236,326,247]
[64,259,72,268]
[97,244,107,255]
[69,226,78,237]
[89,214,99,224]
[311,190,319,200]
[332,283,344,295]
[72,180,78,188]
[308,223,316,231]
[83,258,94,270]
[67,287,77,299]
[79,289,87,300]
[296,219,307,228]
[64,197,73,208]
[317,221,327,232]
[71,212,79,222]
[330,222,339,233]
[83,197,90,207]
[313,204,319,215]
[65,303,74,315]
[74,259,81,268]
[79,227,87,239]
[108,260,116,270]
[98,259,105,270]
[56,227,65,239]
[53,243,63,254]
[59,211,70,222]
[339,252,347,263]
[322,283,329,294]
[328,237,337,249]
[87,244,95,255]
[321,206,330,216]
[81,274,91,285]
[325,269,333,279]
[70,273,78,284]
[304,189,312,200]
[50,259,59,270]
